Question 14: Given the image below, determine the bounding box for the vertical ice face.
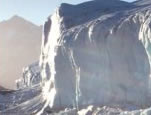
[39,0,151,113]
[139,11,151,95]
[39,8,64,113]
[139,11,151,65]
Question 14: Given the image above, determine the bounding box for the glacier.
[2,0,151,114]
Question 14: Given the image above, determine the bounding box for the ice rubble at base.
[2,0,151,114]
[50,105,151,115]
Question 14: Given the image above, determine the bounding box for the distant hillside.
[0,86,6,90]
[0,15,42,89]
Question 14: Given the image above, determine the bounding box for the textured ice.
[16,61,41,89]
[40,0,151,110]
[1,0,151,114]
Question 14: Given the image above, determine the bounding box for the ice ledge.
[56,0,134,29]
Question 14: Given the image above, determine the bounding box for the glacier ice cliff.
[2,0,151,114]
[40,0,151,110]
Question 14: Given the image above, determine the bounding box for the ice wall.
[2,1,151,114]
[39,0,151,112]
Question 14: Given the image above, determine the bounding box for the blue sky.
[0,0,136,25]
